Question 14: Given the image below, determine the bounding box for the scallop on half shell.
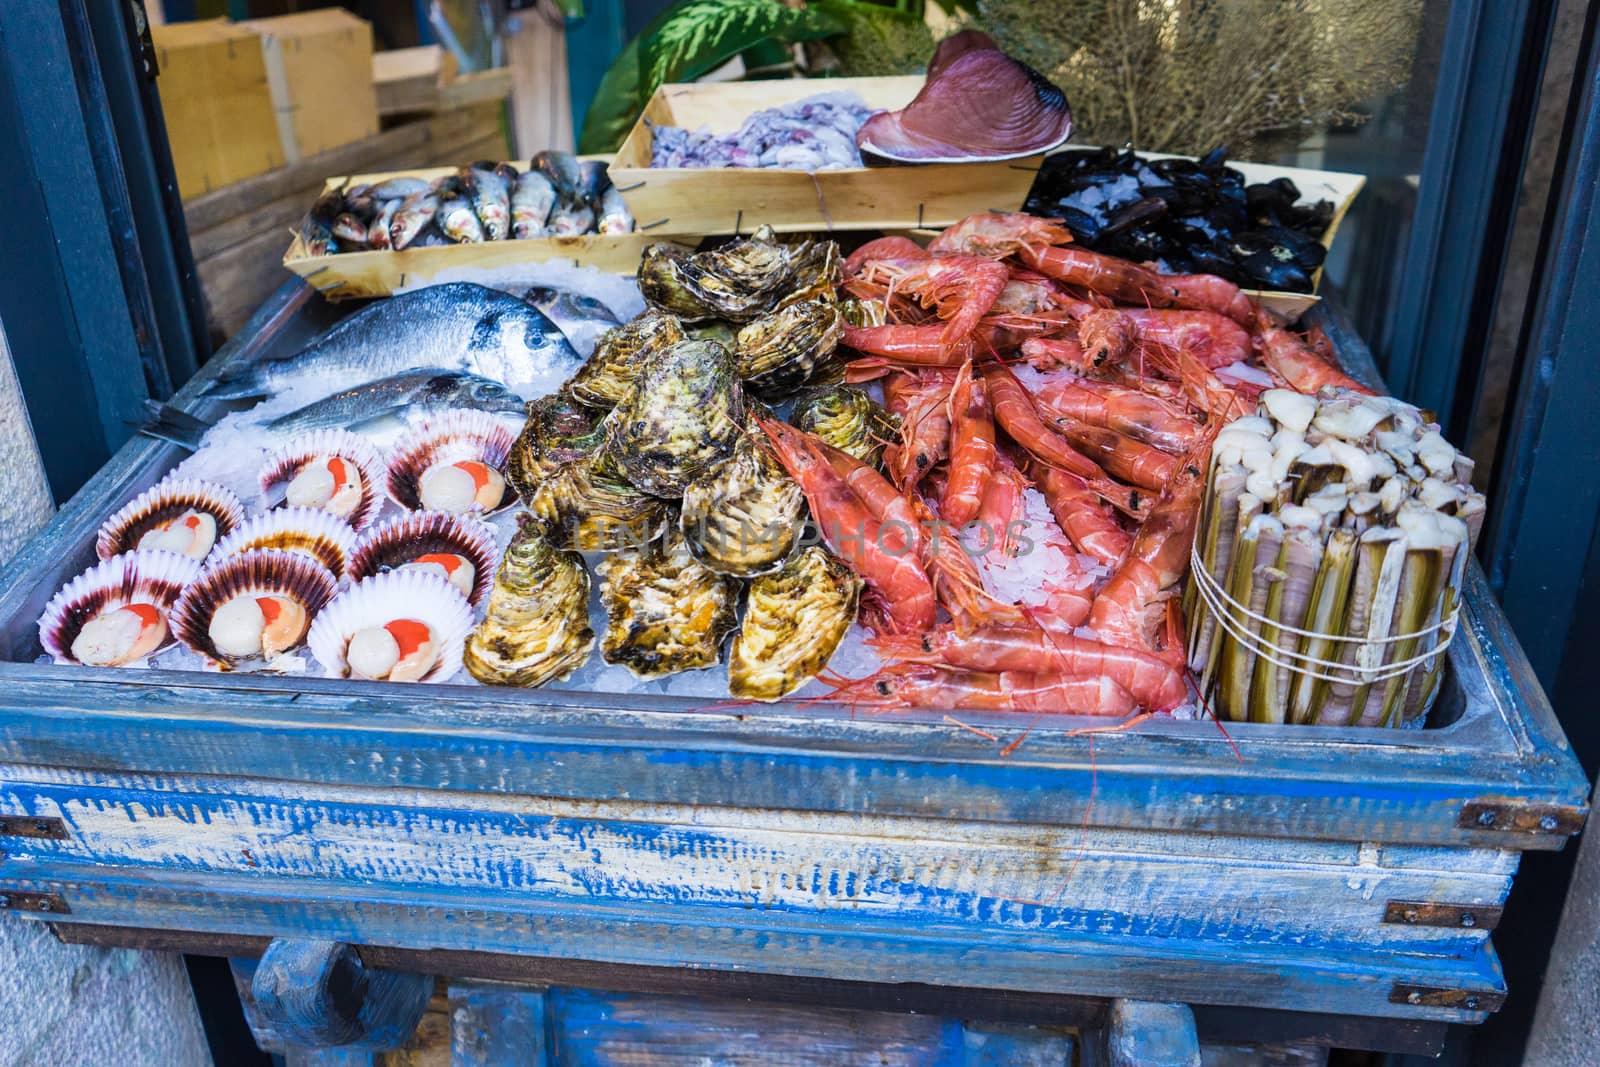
[259,429,385,532]
[208,507,358,580]
[38,550,202,667]
[347,510,498,607]
[95,478,245,561]
[308,570,473,684]
[386,410,517,516]
[171,548,337,668]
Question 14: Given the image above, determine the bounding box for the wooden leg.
[229,939,432,1053]
[448,980,548,1066]
[1086,999,1202,1067]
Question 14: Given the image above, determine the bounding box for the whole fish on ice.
[204,283,581,399]
[521,285,621,356]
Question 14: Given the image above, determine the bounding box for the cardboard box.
[243,10,379,164]
[152,19,285,198]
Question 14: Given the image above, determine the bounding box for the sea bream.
[204,283,581,400]
[521,285,621,356]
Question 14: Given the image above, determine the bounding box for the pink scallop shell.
[95,478,245,561]
[258,429,385,533]
[307,570,473,685]
[208,506,359,580]
[385,411,517,515]
[38,550,202,665]
[170,548,337,668]
[347,510,498,607]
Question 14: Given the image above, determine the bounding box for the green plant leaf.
[810,0,935,75]
[638,0,846,92]
[578,36,644,155]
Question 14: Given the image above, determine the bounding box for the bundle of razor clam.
[300,151,636,255]
[1185,388,1486,729]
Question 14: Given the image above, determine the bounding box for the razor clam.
[563,309,687,410]
[527,452,671,552]
[679,424,806,576]
[598,532,739,678]
[506,393,604,499]
[603,338,745,497]
[638,227,797,323]
[463,513,595,687]
[791,384,897,468]
[729,547,862,701]
[735,299,844,399]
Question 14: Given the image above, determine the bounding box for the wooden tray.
[609,76,1043,236]
[281,161,697,299]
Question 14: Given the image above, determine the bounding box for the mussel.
[562,309,686,410]
[527,451,671,552]
[728,547,861,701]
[597,532,739,678]
[679,423,805,577]
[603,338,746,497]
[791,384,897,469]
[463,513,595,687]
[735,299,844,399]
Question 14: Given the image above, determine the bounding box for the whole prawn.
[1024,373,1203,455]
[1256,319,1374,395]
[1026,458,1132,566]
[981,362,1106,480]
[833,662,1137,716]
[926,212,1076,258]
[909,495,1026,634]
[843,235,927,277]
[1078,308,1252,370]
[882,369,955,490]
[941,361,998,527]
[850,255,1009,344]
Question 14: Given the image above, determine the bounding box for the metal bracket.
[1383,899,1504,931]
[1457,801,1586,835]
[1390,983,1505,1013]
[0,815,69,841]
[0,889,70,915]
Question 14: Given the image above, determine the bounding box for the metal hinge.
[1390,983,1505,1013]
[1456,801,1586,835]
[1383,899,1503,931]
[0,890,69,915]
[0,816,69,841]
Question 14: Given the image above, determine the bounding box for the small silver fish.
[438,190,485,243]
[463,165,511,241]
[549,196,595,236]
[578,160,610,203]
[512,171,556,238]
[533,150,581,200]
[332,212,369,247]
[367,176,431,200]
[389,190,440,249]
[522,285,622,356]
[368,199,400,250]
[597,186,634,234]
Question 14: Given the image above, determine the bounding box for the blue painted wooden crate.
[0,284,1586,1050]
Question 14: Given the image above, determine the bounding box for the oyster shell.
[603,338,745,497]
[735,299,844,400]
[348,510,498,607]
[563,310,686,410]
[171,548,337,668]
[386,410,517,515]
[463,513,595,687]
[778,240,843,308]
[679,426,805,577]
[308,570,473,684]
[527,452,671,552]
[38,550,201,666]
[598,532,739,678]
[639,228,803,323]
[838,297,888,329]
[791,384,898,469]
[208,507,357,579]
[96,478,244,561]
[506,393,604,500]
[729,547,861,701]
[259,429,385,532]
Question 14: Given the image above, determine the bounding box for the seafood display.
[259,430,386,532]
[95,479,244,561]
[856,32,1073,164]
[649,91,878,170]
[384,411,517,515]
[297,155,635,255]
[307,571,474,684]
[1024,148,1337,293]
[1188,390,1484,727]
[170,549,337,668]
[38,551,200,667]
[348,511,499,607]
[730,547,862,701]
[598,534,740,678]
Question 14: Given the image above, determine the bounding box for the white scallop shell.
[258,429,385,532]
[170,548,337,668]
[385,410,517,515]
[38,550,202,665]
[95,478,245,561]
[346,510,498,606]
[307,570,473,684]
[208,507,358,579]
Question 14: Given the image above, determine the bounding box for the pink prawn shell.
[95,478,245,561]
[170,548,337,667]
[207,506,359,580]
[307,570,473,685]
[258,429,386,533]
[384,411,517,515]
[38,550,202,665]
[347,510,498,607]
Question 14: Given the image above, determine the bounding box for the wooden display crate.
[242,9,380,165]
[373,45,512,117]
[609,76,1043,236]
[151,19,285,198]
[281,161,695,301]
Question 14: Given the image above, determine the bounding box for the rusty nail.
[1403,909,1419,923]
[1477,809,1498,827]
[1466,996,1480,1010]
[1407,992,1422,1005]
[1461,912,1476,928]
[1540,815,1559,831]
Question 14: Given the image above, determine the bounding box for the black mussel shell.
[1239,251,1313,293]
[1197,146,1228,172]
[1285,199,1335,235]
[1053,205,1103,242]
[1101,196,1168,237]
[1268,176,1301,203]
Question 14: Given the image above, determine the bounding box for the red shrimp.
[814,438,924,560]
[882,369,955,490]
[976,447,1029,557]
[941,361,998,526]
[758,418,936,633]
[1040,413,1178,492]
[909,495,1026,634]
[1256,321,1374,395]
[851,255,1009,344]
[1079,308,1252,369]
[1016,244,1184,307]
[926,212,1076,258]
[1027,460,1132,566]
[843,235,927,276]
[842,326,977,370]
[872,625,1189,711]
[981,362,1107,480]
[833,663,1137,716]
[1020,336,1097,373]
[1164,272,1255,326]
[1024,374,1203,454]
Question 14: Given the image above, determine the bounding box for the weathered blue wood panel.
[449,981,547,1067]
[250,938,432,1050]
